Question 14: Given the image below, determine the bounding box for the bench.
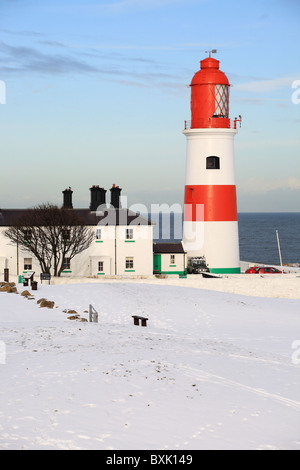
[132,315,149,327]
[40,273,51,285]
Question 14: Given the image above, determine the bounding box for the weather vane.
[205,49,217,58]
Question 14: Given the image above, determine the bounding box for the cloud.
[239,176,300,194]
[0,28,43,38]
[38,40,68,48]
[0,41,99,75]
[235,76,297,94]
[288,176,300,190]
[0,40,187,95]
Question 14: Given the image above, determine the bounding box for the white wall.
[0,224,154,279]
[183,128,237,186]
[0,228,41,278]
[116,226,153,276]
[160,252,186,274]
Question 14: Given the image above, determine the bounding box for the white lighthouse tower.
[183,52,241,274]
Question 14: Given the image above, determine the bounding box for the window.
[96,228,102,240]
[206,156,220,170]
[126,228,134,240]
[62,229,71,241]
[62,258,71,270]
[24,229,32,242]
[98,261,104,272]
[170,255,175,265]
[125,257,134,269]
[24,258,32,270]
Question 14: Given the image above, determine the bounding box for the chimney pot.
[62,187,73,209]
[90,185,107,211]
[110,184,122,208]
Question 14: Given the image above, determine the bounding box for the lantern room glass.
[214,84,229,118]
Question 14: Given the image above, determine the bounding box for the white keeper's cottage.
[153,242,187,277]
[0,184,154,279]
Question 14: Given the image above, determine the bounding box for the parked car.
[187,256,209,274]
[245,266,282,274]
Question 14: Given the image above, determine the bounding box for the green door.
[153,254,161,274]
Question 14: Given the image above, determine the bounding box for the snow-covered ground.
[1,274,300,450]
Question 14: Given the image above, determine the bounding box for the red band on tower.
[184,185,238,222]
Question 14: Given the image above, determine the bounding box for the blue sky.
[0,0,299,211]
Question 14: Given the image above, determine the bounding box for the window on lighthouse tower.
[206,156,220,170]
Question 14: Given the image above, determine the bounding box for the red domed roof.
[190,57,230,86]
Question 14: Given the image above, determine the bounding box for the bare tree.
[4,204,94,277]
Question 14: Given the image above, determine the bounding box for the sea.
[153,212,300,266]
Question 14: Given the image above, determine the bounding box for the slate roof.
[153,242,185,254]
[0,208,152,227]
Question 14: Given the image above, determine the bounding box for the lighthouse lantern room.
[183,52,241,274]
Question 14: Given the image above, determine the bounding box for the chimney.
[110,184,122,208]
[89,186,106,212]
[62,187,73,209]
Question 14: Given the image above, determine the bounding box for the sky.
[0,0,300,212]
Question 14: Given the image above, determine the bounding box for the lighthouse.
[182,52,241,274]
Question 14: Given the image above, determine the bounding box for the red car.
[245,266,282,274]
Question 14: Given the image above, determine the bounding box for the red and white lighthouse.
[183,53,241,274]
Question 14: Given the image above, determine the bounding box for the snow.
[1,274,300,450]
